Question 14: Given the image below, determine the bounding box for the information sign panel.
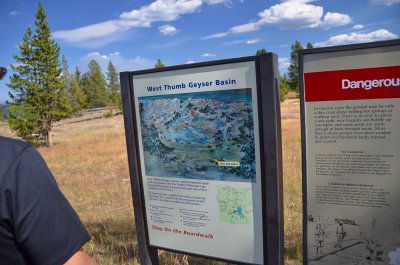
[299,40,400,265]
[120,54,283,265]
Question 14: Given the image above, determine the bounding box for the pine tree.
[7,3,71,147]
[288,40,304,92]
[71,79,87,112]
[75,66,81,84]
[80,72,89,99]
[106,61,121,108]
[61,55,69,76]
[256,48,267,55]
[154,59,165,68]
[0,106,5,121]
[73,66,87,109]
[81,60,109,108]
[306,42,314,49]
[62,56,87,113]
[279,74,290,101]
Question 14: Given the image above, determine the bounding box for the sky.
[1,0,399,102]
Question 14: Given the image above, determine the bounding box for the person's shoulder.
[0,137,35,181]
[0,136,33,158]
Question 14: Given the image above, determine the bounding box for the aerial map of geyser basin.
[138,88,256,182]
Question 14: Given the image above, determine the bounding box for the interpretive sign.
[120,54,283,265]
[299,40,400,265]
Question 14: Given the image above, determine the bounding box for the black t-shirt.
[0,136,91,265]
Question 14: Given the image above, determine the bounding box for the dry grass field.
[0,99,302,265]
[280,100,302,265]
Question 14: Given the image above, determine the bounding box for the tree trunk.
[46,129,53,147]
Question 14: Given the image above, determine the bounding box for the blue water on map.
[166,127,208,144]
[233,207,245,218]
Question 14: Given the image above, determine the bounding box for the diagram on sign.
[308,213,400,265]
[138,88,256,182]
[217,185,253,224]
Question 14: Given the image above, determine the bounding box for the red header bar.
[304,66,400,102]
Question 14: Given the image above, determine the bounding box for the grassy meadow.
[0,99,302,265]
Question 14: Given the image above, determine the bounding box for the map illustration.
[138,88,256,182]
[217,185,253,224]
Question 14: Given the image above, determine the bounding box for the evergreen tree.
[7,3,71,147]
[61,55,73,107]
[81,60,109,108]
[74,66,81,84]
[61,55,69,76]
[306,42,314,49]
[279,74,290,102]
[62,56,86,113]
[154,59,165,68]
[0,106,5,121]
[69,78,87,112]
[73,66,87,109]
[80,72,90,98]
[106,61,121,108]
[288,40,304,92]
[256,48,267,55]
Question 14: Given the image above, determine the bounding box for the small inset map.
[217,185,253,224]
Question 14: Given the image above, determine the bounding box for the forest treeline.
[256,41,314,101]
[62,57,122,113]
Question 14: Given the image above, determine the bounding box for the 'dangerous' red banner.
[304,65,400,102]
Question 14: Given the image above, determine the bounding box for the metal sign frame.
[299,39,400,265]
[120,53,284,265]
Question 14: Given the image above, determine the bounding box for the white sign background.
[302,44,400,265]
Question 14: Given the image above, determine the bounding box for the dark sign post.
[121,53,283,265]
[299,40,400,265]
